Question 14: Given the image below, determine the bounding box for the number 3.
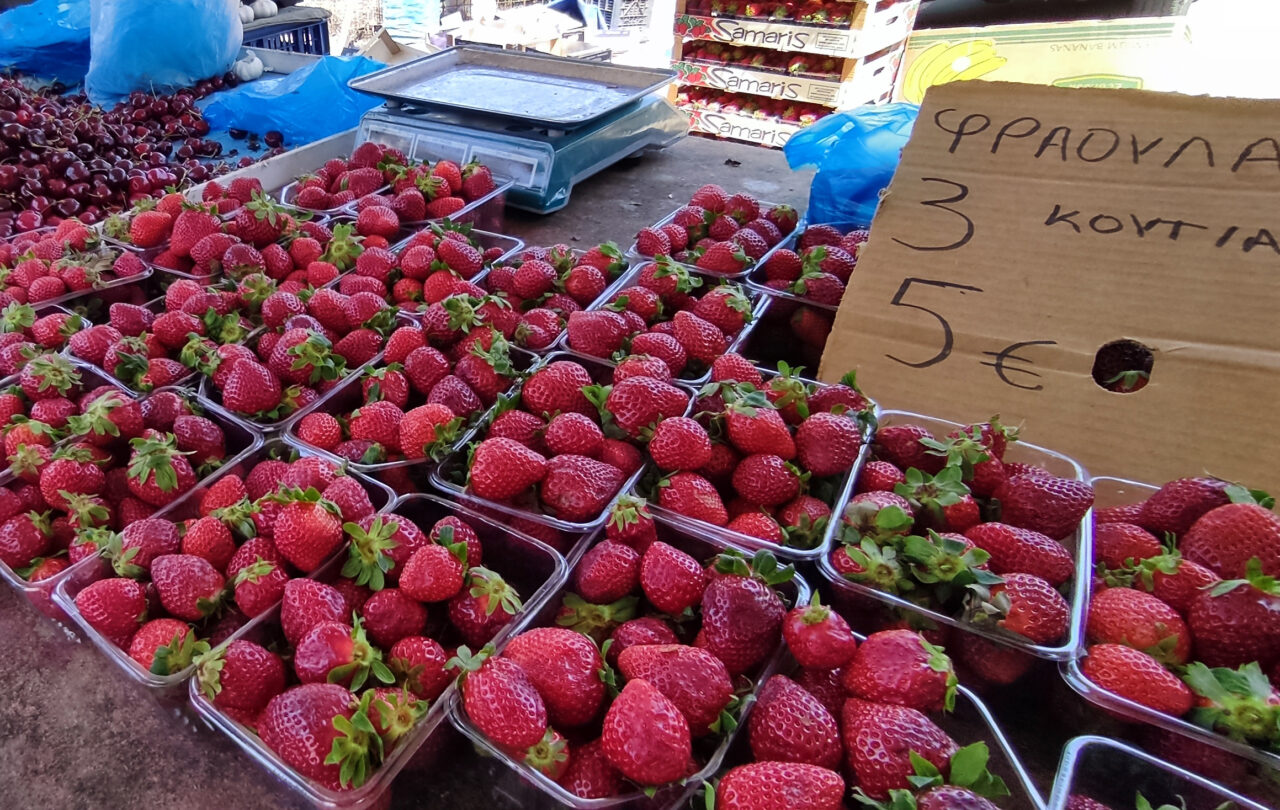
[892,177,975,252]
[886,278,984,368]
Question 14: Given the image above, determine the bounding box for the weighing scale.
[348,47,688,214]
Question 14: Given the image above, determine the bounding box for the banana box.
[896,17,1191,104]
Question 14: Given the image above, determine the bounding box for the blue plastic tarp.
[198,56,386,146]
[0,0,92,82]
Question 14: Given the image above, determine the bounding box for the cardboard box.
[675,0,919,58]
[821,80,1280,493]
[683,107,803,147]
[896,16,1191,103]
[672,38,902,107]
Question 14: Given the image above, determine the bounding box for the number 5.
[886,277,984,369]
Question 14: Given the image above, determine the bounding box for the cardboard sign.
[820,81,1280,492]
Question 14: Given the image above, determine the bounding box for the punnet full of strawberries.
[827,416,1094,652]
[637,356,874,551]
[567,259,760,382]
[0,220,150,304]
[455,541,799,801]
[439,354,691,526]
[753,222,868,309]
[192,502,536,792]
[66,448,391,680]
[1078,477,1280,756]
[632,184,798,276]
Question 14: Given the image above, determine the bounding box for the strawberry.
[618,643,733,739]
[194,638,285,714]
[258,683,377,790]
[567,310,630,358]
[635,227,671,257]
[271,489,344,573]
[1094,522,1162,570]
[521,360,595,417]
[38,450,104,510]
[574,540,640,604]
[747,675,841,769]
[1134,551,1219,615]
[994,473,1094,540]
[711,353,763,386]
[964,522,1075,586]
[658,472,729,527]
[587,376,688,440]
[671,310,728,364]
[600,438,644,477]
[128,210,172,248]
[725,398,795,459]
[559,739,622,800]
[398,542,466,603]
[841,698,957,799]
[648,417,712,472]
[503,627,607,728]
[696,242,749,274]
[453,648,547,751]
[715,762,844,810]
[1138,476,1231,536]
[875,424,944,475]
[221,360,283,416]
[732,454,802,506]
[181,516,236,572]
[128,618,208,675]
[631,333,688,376]
[793,412,862,478]
[1182,502,1280,579]
[700,553,790,674]
[280,578,350,647]
[727,512,785,544]
[1081,643,1193,716]
[601,678,691,785]
[469,437,547,500]
[359,588,428,649]
[1087,586,1191,665]
[1187,561,1280,668]
[230,554,289,617]
[782,594,857,669]
[461,161,495,200]
[842,629,958,712]
[448,566,523,647]
[294,615,395,691]
[126,434,196,507]
[541,455,624,522]
[972,572,1069,644]
[74,576,147,647]
[151,554,225,621]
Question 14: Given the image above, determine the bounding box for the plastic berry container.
[0,363,141,619]
[625,198,801,280]
[744,219,868,312]
[52,436,395,705]
[1059,476,1280,774]
[188,491,567,810]
[447,519,810,810]
[817,410,1093,662]
[1047,736,1270,810]
[431,352,675,544]
[640,364,877,564]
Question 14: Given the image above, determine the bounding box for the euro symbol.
[980,340,1058,391]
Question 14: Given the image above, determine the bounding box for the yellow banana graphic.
[903,41,949,104]
[904,38,1003,103]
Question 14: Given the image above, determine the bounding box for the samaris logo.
[705,65,803,100]
[712,18,811,50]
[696,112,795,148]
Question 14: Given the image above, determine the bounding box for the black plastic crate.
[243,19,330,55]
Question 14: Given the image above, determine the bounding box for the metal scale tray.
[348,46,677,128]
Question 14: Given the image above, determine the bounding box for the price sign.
[820,81,1280,492]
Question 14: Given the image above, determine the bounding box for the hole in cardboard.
[1092,339,1153,394]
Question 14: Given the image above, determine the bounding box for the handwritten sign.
[820,81,1280,492]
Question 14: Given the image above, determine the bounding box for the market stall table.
[0,134,814,810]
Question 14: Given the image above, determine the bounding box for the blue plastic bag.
[784,103,920,226]
[85,0,242,105]
[199,56,387,146]
[0,0,92,82]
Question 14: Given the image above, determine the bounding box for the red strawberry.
[600,678,691,785]
[1134,551,1219,615]
[281,578,350,646]
[747,674,842,769]
[842,629,957,712]
[1181,502,1280,579]
[782,594,857,669]
[725,399,795,459]
[574,540,641,604]
[648,417,712,472]
[994,474,1095,540]
[271,491,344,573]
[964,522,1075,586]
[503,627,607,728]
[1087,586,1191,665]
[700,559,788,675]
[541,455,624,522]
[1081,643,1193,716]
[567,310,630,358]
[588,376,688,440]
[1138,477,1231,536]
[635,227,672,257]
[294,616,395,690]
[469,437,547,501]
[795,412,862,478]
[732,454,802,507]
[618,643,733,737]
[196,639,285,713]
[874,424,944,475]
[360,588,428,649]
[258,683,376,790]
[454,650,547,751]
[671,310,728,364]
[448,566,523,647]
[841,698,957,799]
[658,472,729,526]
[973,572,1069,644]
[151,554,225,621]
[128,618,207,674]
[1186,563,1280,668]
[1094,522,1162,570]
[74,576,147,647]
[221,360,283,416]
[716,762,844,810]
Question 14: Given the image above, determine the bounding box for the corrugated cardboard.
[674,0,919,59]
[895,17,1191,103]
[819,81,1280,491]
